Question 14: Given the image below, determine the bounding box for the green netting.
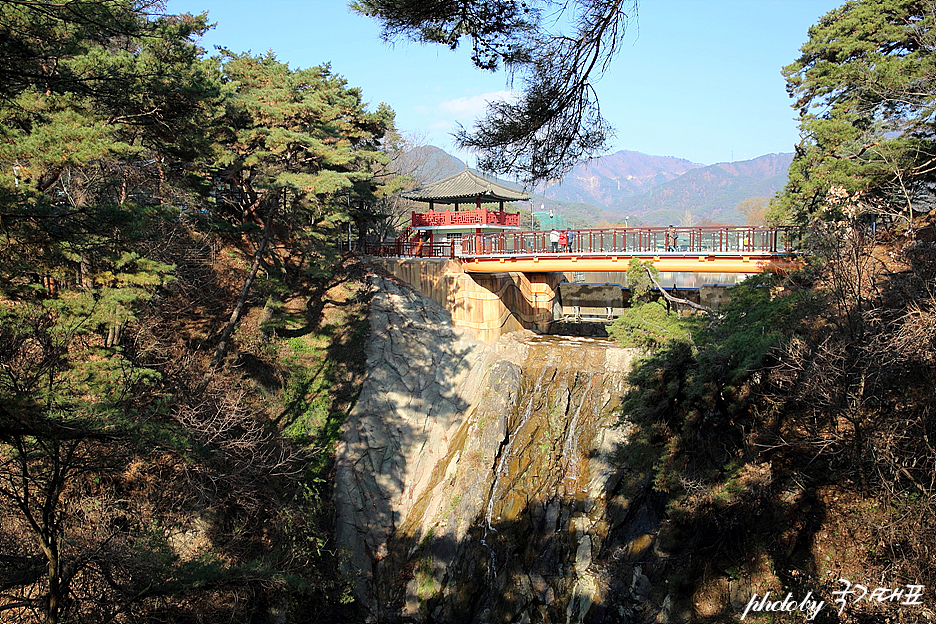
[533,211,572,230]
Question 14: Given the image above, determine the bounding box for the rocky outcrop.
[335,271,674,623]
[334,274,498,613]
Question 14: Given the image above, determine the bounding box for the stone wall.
[368,257,562,343]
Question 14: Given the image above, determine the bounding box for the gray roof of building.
[401,168,529,204]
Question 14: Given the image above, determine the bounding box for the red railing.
[364,226,802,259]
[412,208,521,228]
[460,226,801,256]
[394,225,414,244]
[364,240,455,259]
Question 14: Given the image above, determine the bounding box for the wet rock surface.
[335,273,679,623]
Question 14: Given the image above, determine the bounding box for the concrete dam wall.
[368,258,562,342]
[369,257,734,341]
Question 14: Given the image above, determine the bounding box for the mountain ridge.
[410,147,794,226]
[539,150,703,206]
[611,153,794,225]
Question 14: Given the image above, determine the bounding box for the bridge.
[365,225,802,274]
[364,225,803,343]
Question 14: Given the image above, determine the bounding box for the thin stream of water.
[484,358,553,531]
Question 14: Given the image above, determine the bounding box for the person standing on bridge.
[666,225,677,251]
[558,230,567,252]
[550,228,560,253]
[566,229,574,252]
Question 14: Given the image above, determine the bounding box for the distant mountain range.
[539,150,702,206]
[408,147,794,227]
[409,145,466,182]
[619,153,793,225]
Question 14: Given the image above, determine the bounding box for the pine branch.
[644,266,716,318]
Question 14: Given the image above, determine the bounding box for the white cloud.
[437,90,515,117]
[400,90,517,161]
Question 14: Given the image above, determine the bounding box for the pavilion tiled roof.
[401,168,529,204]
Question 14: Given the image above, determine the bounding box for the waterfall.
[335,275,652,623]
[485,360,555,532]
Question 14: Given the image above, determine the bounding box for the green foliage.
[777,0,936,223]
[271,274,371,483]
[282,358,333,443]
[0,3,388,620]
[620,339,697,427]
[619,274,814,494]
[0,0,218,304]
[213,51,394,233]
[695,274,817,388]
[608,259,703,350]
[608,301,699,350]
[625,257,658,302]
[0,6,218,204]
[412,527,439,600]
[279,333,358,479]
[280,479,357,608]
[0,276,170,429]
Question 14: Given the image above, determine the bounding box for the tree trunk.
[46,550,61,624]
[644,267,716,318]
[208,200,278,371]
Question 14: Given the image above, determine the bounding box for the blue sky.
[166,0,843,167]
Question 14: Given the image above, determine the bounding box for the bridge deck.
[365,225,803,273]
[459,251,800,273]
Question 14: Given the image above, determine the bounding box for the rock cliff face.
[335,273,665,623]
[334,274,496,611]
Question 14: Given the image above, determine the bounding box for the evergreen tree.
[0,3,222,621]
[0,0,219,297]
[777,0,936,224]
[0,4,397,620]
[208,51,395,367]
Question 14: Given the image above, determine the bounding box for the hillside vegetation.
[606,1,936,618]
[609,212,936,620]
[3,1,936,622]
[0,4,387,621]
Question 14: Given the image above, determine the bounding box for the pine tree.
[353,0,637,184]
[208,51,394,368]
[777,0,936,224]
[0,1,219,298]
[0,4,221,621]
